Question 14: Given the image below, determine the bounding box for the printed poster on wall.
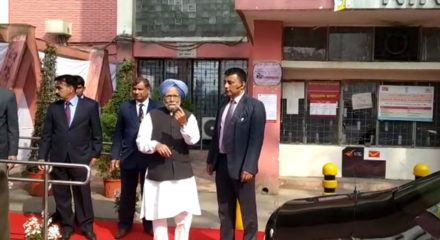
[308,81,340,117]
[378,85,434,122]
[258,94,277,121]
[352,92,373,110]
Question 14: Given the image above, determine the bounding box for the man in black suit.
[38,75,102,240]
[75,76,87,99]
[0,88,19,240]
[207,68,266,240]
[110,77,160,239]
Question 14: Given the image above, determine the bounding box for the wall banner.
[378,85,434,122]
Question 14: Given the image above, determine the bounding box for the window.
[421,28,440,61]
[281,81,340,145]
[328,27,373,61]
[282,26,440,62]
[374,27,419,61]
[342,82,377,145]
[283,27,327,61]
[281,81,440,148]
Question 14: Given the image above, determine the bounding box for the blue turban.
[159,79,188,99]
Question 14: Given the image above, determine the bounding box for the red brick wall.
[9,0,116,44]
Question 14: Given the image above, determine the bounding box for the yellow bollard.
[413,164,430,179]
[236,199,243,230]
[322,163,338,196]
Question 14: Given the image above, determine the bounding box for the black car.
[265,171,440,240]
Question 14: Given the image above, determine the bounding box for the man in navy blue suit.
[110,77,160,239]
[207,68,266,240]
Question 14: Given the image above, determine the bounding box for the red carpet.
[10,213,265,240]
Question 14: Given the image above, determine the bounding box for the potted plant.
[97,60,134,198]
[26,44,57,197]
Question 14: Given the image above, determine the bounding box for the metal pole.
[43,165,49,240]
[0,159,91,239]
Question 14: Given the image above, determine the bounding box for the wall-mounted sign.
[258,94,277,121]
[378,85,434,122]
[177,48,197,58]
[307,81,340,117]
[334,0,440,10]
[253,62,282,86]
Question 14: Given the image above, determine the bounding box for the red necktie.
[65,101,71,126]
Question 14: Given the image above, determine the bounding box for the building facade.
[237,0,440,190]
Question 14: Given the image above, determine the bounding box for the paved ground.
[7,150,408,232]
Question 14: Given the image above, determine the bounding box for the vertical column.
[249,20,283,194]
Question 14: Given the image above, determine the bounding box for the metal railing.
[0,159,91,240]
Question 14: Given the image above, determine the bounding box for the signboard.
[364,148,387,161]
[307,81,340,117]
[177,48,197,58]
[342,147,385,178]
[335,0,440,9]
[378,85,434,122]
[334,0,348,11]
[253,62,282,86]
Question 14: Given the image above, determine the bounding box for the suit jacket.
[110,99,160,169]
[0,88,19,159]
[207,94,266,180]
[38,98,102,163]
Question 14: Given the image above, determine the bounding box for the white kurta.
[137,112,201,220]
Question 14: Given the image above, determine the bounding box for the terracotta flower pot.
[103,179,121,198]
[27,171,53,197]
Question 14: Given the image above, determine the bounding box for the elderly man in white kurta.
[136,79,201,240]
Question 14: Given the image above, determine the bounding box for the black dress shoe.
[114,228,130,239]
[143,220,153,236]
[61,231,73,240]
[82,231,97,240]
[143,227,154,236]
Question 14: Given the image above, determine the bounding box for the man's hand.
[37,159,46,171]
[174,107,187,127]
[89,158,98,167]
[110,159,120,172]
[206,164,214,176]
[240,171,254,183]
[155,143,172,158]
[7,155,17,171]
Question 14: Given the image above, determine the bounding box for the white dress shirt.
[136,98,150,119]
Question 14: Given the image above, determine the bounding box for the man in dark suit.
[38,75,102,240]
[110,77,160,239]
[75,76,88,100]
[207,68,266,240]
[0,88,19,240]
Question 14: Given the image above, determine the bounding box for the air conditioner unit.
[202,117,216,140]
[45,20,72,36]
